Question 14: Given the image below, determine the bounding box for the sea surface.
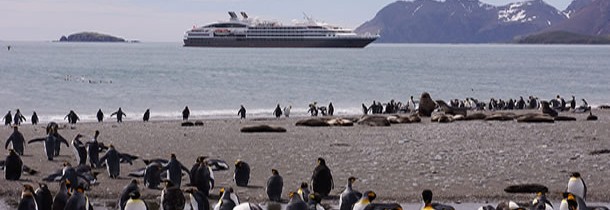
[1,41,609,122]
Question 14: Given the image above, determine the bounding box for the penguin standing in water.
[161,153,190,187]
[4,149,23,180]
[35,183,53,210]
[162,180,186,210]
[111,107,127,123]
[5,126,26,155]
[124,191,148,210]
[97,109,104,122]
[567,172,587,201]
[266,169,283,202]
[185,188,209,210]
[234,160,250,187]
[86,130,103,168]
[286,191,308,210]
[311,157,334,197]
[143,109,150,122]
[119,179,140,210]
[18,184,38,210]
[64,184,93,210]
[31,112,39,125]
[183,106,190,120]
[52,180,70,210]
[339,177,361,210]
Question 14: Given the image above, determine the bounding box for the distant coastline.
[57,32,139,43]
[516,31,610,45]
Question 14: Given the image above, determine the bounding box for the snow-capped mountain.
[356,0,605,43]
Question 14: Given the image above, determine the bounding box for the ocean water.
[1,42,609,122]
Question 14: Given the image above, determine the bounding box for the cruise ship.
[183,12,378,48]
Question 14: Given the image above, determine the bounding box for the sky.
[0,0,572,42]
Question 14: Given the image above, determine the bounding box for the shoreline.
[1,109,609,207]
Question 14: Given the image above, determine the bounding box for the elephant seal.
[540,101,558,117]
[357,115,390,126]
[436,100,467,116]
[240,125,286,133]
[295,118,330,127]
[485,112,516,121]
[516,113,554,123]
[418,92,436,117]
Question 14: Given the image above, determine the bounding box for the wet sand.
[1,109,609,208]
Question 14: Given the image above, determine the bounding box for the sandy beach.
[1,109,609,208]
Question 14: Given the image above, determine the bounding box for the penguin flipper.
[22,165,38,175]
[27,138,46,144]
[128,168,147,177]
[57,134,69,147]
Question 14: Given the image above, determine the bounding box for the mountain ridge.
[356,0,607,43]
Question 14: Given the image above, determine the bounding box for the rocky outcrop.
[59,32,126,42]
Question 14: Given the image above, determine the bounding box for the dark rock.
[504,184,548,193]
[240,125,286,133]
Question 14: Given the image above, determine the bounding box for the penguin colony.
[3,139,606,210]
[1,93,607,210]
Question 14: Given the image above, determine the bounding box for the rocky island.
[58,32,128,42]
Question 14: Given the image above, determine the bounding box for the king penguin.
[213,187,240,210]
[531,192,553,210]
[162,153,190,187]
[52,180,70,210]
[161,179,186,210]
[234,160,250,187]
[4,149,23,180]
[87,130,102,168]
[143,109,150,122]
[352,191,376,210]
[124,191,149,210]
[185,188,209,210]
[99,144,122,178]
[420,189,455,210]
[266,169,283,202]
[71,134,88,165]
[297,182,310,203]
[308,193,325,210]
[286,191,308,210]
[119,179,140,210]
[64,184,93,210]
[311,157,334,197]
[35,183,53,210]
[5,126,25,155]
[559,192,582,210]
[340,177,361,210]
[567,172,587,201]
[97,109,104,122]
[17,184,38,210]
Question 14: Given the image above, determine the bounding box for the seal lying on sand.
[516,113,554,123]
[436,100,467,116]
[295,118,354,127]
[357,116,390,126]
[240,125,287,133]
